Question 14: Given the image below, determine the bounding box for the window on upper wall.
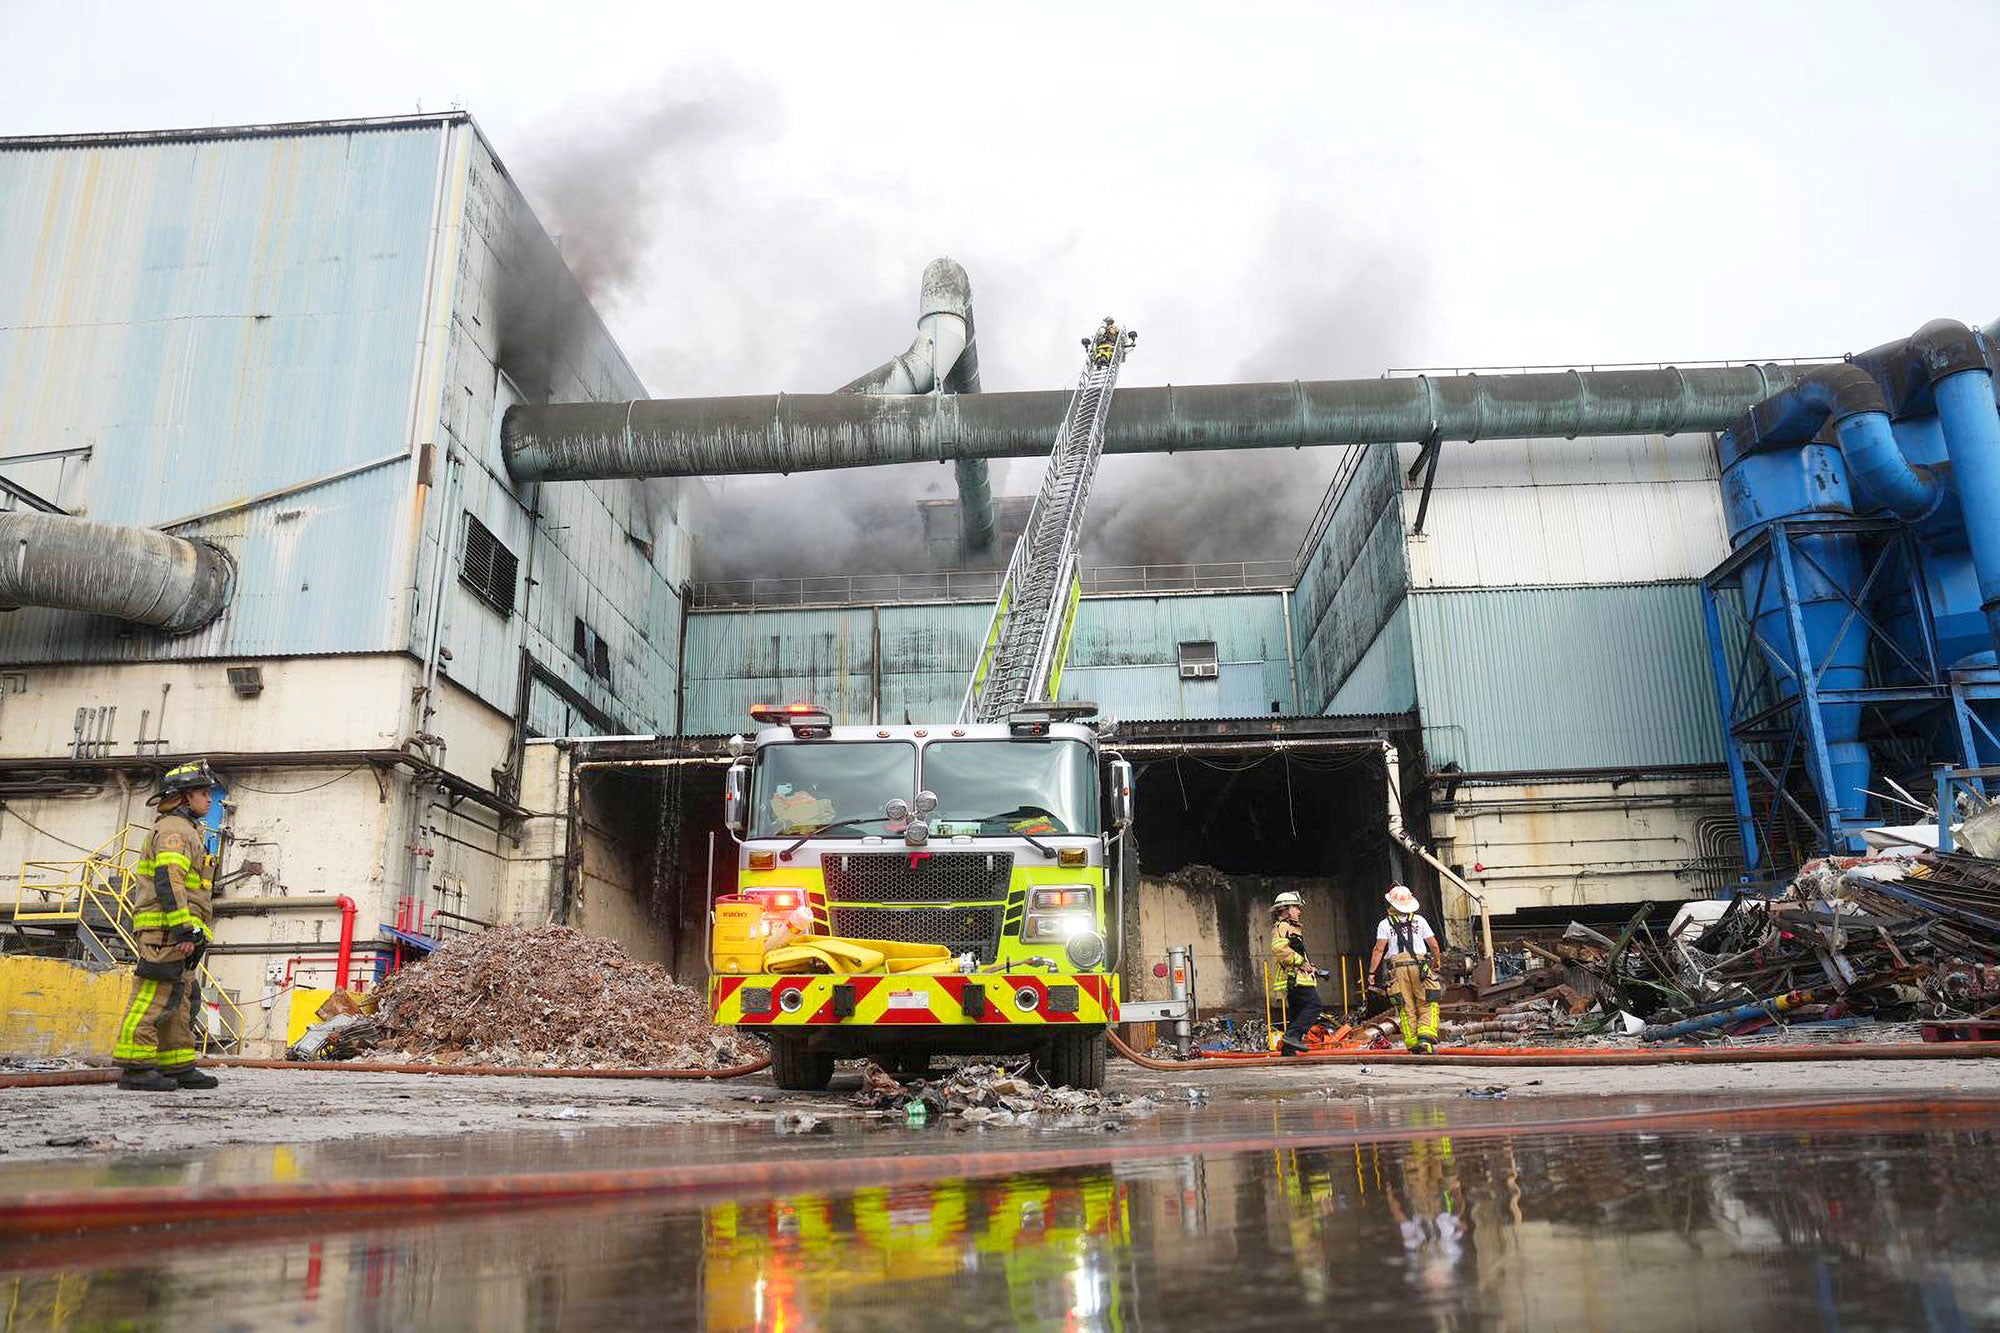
[459,514,518,617]
[573,617,614,686]
[1178,640,1219,680]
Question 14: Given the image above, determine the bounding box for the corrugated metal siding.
[0,123,444,661]
[1408,584,1726,772]
[421,128,685,735]
[682,594,1294,729]
[1400,434,1727,588]
[1292,444,1406,713]
[1325,598,1415,715]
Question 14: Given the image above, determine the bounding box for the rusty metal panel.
[0,120,447,660]
[1408,583,1725,772]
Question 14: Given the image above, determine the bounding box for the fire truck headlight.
[1024,910,1094,942]
[1065,931,1107,970]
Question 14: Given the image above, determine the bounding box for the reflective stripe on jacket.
[133,812,214,939]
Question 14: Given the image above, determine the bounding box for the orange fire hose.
[5,1094,1995,1240]
[1107,1030,2000,1069]
[0,1055,769,1092]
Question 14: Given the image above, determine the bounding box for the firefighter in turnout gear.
[1368,885,1443,1053]
[1269,891,1327,1055]
[115,760,220,1091]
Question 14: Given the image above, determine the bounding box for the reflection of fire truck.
[702,1173,1130,1331]
[709,323,1141,1091]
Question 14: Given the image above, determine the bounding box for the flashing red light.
[750,702,832,727]
[746,887,803,913]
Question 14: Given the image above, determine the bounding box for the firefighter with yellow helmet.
[114,760,220,1091]
[1268,890,1326,1055]
[1368,884,1443,1053]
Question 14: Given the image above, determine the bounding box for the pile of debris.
[1146,1015,1271,1058]
[1454,848,2000,1046]
[365,925,744,1069]
[853,1062,1162,1127]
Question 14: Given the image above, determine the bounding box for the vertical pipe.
[1279,588,1301,713]
[1166,944,1192,1059]
[1934,368,2000,656]
[334,895,357,991]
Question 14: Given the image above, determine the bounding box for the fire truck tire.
[1041,1029,1108,1090]
[771,1036,835,1091]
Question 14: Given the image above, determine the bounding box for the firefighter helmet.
[1385,885,1420,914]
[1271,891,1304,914]
[150,759,216,806]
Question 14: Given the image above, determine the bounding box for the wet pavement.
[4,1094,2000,1330]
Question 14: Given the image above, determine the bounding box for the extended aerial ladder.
[960,320,1136,723]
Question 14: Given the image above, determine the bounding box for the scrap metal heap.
[359,925,744,1069]
[1435,850,2000,1047]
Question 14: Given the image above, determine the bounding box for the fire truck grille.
[827,905,1004,963]
[819,852,1014,905]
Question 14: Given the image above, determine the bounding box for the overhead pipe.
[502,363,1812,483]
[836,258,994,552]
[0,512,232,632]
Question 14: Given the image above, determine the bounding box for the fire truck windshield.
[752,741,915,838]
[920,739,1100,837]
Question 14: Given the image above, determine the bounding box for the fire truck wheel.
[1040,1029,1108,1090]
[771,1035,835,1091]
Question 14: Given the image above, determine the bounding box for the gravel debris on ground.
[853,1061,1163,1127]
[368,925,744,1069]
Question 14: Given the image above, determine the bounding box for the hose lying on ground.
[1107,1030,2000,1070]
[0,1056,770,1091]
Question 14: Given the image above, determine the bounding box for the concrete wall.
[1124,869,1377,1016]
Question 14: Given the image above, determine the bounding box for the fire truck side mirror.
[723,764,748,836]
[1109,759,1135,829]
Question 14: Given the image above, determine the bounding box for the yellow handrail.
[13,824,244,1053]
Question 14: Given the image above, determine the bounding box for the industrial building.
[10,110,1988,1043]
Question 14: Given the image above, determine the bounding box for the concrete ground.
[3,1056,1998,1164]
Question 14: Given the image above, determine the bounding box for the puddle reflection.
[6,1115,2000,1331]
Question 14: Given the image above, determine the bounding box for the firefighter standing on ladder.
[1368,885,1443,1053]
[115,760,220,1091]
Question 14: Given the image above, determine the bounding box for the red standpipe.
[335,895,357,991]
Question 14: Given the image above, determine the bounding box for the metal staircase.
[961,321,1135,722]
[7,825,244,1052]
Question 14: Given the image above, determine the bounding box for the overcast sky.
[6,2,1997,572]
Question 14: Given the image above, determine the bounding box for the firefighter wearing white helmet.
[1268,890,1326,1055]
[1368,884,1443,1053]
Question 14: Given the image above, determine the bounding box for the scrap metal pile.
[364,925,745,1069]
[853,1061,1163,1127]
[1449,849,2000,1047]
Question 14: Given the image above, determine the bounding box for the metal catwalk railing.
[689,561,1294,610]
[14,824,245,1054]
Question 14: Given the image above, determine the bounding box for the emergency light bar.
[1006,701,1098,735]
[750,702,833,736]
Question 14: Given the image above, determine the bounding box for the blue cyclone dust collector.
[1704,318,2000,874]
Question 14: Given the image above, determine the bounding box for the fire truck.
[709,321,1140,1090]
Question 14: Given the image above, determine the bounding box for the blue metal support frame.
[1703,516,1972,875]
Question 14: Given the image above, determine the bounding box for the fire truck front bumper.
[711,973,1119,1030]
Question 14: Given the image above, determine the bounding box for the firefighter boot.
[118,1068,180,1092]
[174,1067,220,1090]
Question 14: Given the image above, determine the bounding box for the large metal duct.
[836,258,994,552]
[0,512,233,633]
[502,363,1811,483]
